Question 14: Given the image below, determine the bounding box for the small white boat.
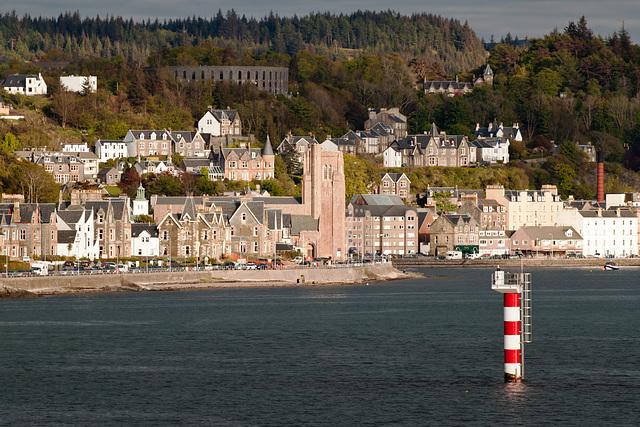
[603,261,619,271]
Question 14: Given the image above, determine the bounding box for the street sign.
[101,254,108,260]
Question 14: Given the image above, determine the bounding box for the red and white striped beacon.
[491,266,532,382]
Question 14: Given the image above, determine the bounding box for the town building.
[429,213,480,256]
[474,120,523,142]
[470,137,510,164]
[198,108,242,136]
[132,184,149,218]
[510,225,583,257]
[345,199,419,256]
[0,202,58,261]
[207,138,274,181]
[382,124,472,167]
[60,197,133,259]
[124,129,174,158]
[56,206,99,260]
[555,207,638,257]
[364,108,408,140]
[97,167,122,185]
[423,65,493,96]
[60,75,97,93]
[33,153,86,183]
[168,65,289,95]
[485,185,564,231]
[378,173,411,199]
[95,139,132,162]
[1,73,47,95]
[131,223,159,258]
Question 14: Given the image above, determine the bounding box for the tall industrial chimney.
[597,150,604,203]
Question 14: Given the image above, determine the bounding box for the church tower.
[302,143,345,260]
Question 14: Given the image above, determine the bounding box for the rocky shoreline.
[0,264,420,299]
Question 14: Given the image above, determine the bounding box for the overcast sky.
[4,0,639,45]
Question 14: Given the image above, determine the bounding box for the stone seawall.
[392,258,640,269]
[0,264,409,297]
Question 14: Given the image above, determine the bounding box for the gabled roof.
[57,230,77,244]
[129,129,171,140]
[131,223,159,238]
[349,194,405,206]
[2,74,41,88]
[380,172,409,183]
[181,196,198,220]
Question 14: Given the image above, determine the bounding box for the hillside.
[0,10,487,73]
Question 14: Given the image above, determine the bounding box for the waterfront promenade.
[0,264,413,297]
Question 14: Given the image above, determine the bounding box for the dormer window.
[139,133,144,139]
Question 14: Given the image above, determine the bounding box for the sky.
[4,0,639,45]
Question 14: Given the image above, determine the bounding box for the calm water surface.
[1,267,639,425]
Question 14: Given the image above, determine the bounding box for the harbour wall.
[391,258,640,269]
[0,264,405,294]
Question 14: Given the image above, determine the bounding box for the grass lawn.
[104,186,122,196]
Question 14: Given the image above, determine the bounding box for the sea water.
[1,267,638,425]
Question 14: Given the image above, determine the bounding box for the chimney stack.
[597,150,604,203]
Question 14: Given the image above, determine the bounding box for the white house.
[198,109,242,136]
[382,145,403,167]
[131,224,159,257]
[62,143,89,152]
[60,75,97,93]
[56,207,99,260]
[555,207,638,257]
[1,73,47,95]
[95,139,134,162]
[470,137,510,164]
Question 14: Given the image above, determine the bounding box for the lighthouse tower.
[491,267,532,382]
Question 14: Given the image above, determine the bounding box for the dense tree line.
[0,10,486,73]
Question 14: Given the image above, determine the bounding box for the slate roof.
[349,194,405,206]
[518,226,582,240]
[289,215,319,235]
[381,172,409,183]
[580,209,636,218]
[182,196,198,220]
[131,223,159,238]
[58,209,84,225]
[262,135,274,156]
[2,74,38,88]
[207,109,239,123]
[266,209,282,230]
[57,230,77,244]
[349,204,417,218]
[130,129,171,140]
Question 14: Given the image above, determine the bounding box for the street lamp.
[549,233,554,259]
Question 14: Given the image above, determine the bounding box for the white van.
[445,250,463,260]
[30,262,49,276]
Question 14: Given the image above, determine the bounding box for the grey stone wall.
[168,66,289,95]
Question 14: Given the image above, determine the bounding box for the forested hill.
[0,10,486,72]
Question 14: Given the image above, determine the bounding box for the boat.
[603,261,619,271]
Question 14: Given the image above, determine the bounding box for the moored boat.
[603,261,619,271]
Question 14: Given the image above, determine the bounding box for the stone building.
[378,172,411,200]
[429,213,480,256]
[168,66,288,95]
[0,202,58,261]
[60,198,132,259]
[423,65,493,96]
